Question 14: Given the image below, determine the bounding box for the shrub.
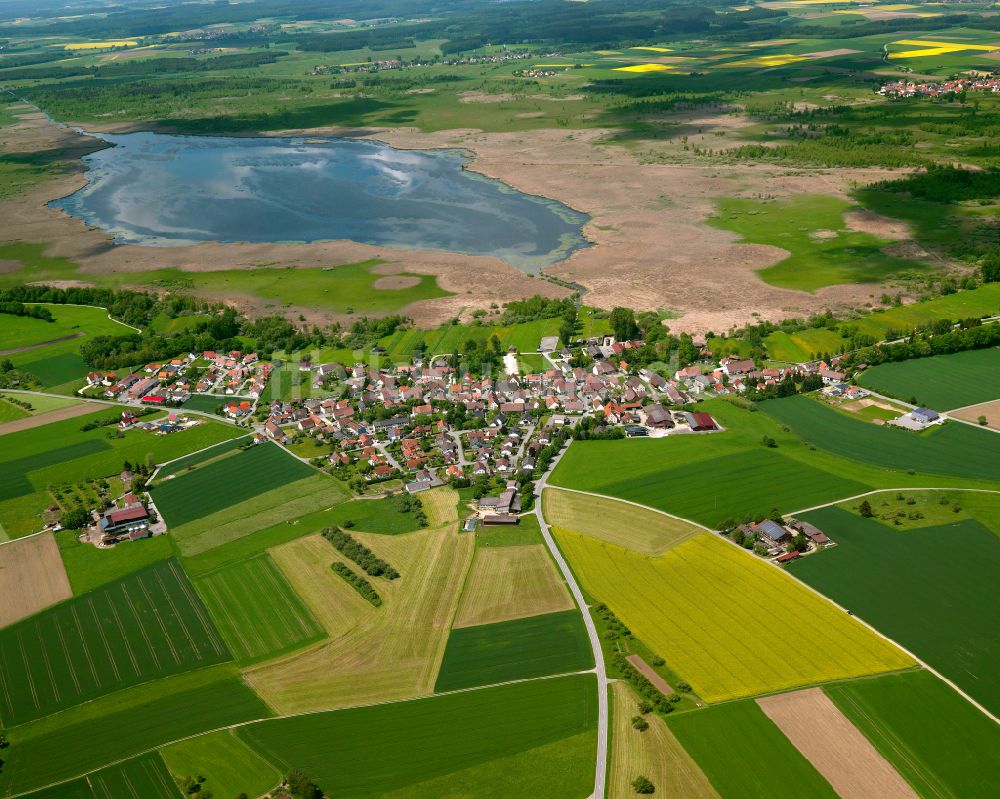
[631,715,649,731]
[330,562,382,606]
[322,527,399,579]
[632,775,655,794]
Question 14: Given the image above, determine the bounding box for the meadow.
[24,752,182,799]
[791,506,1000,716]
[857,347,1000,410]
[151,441,315,527]
[762,395,1000,483]
[154,435,251,478]
[710,195,932,292]
[238,674,598,798]
[1,665,271,795]
[435,610,593,692]
[0,558,229,726]
[825,670,1000,799]
[667,701,839,799]
[161,730,281,799]
[0,397,29,423]
[553,529,913,702]
[194,553,325,664]
[0,408,241,537]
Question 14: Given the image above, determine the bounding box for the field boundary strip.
[150,434,254,480]
[5,669,596,799]
[787,487,1000,517]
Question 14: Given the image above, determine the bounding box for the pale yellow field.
[614,64,674,73]
[453,544,574,628]
[64,40,138,50]
[420,486,459,528]
[269,534,374,637]
[554,529,914,702]
[542,488,701,556]
[0,532,72,628]
[631,46,672,53]
[610,683,720,799]
[730,53,807,67]
[244,495,473,713]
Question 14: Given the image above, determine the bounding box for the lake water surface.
[51,131,589,272]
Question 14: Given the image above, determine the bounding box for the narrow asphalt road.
[534,443,609,799]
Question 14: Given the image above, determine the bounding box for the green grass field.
[555,529,912,702]
[825,670,1000,799]
[710,195,932,292]
[763,395,1000,483]
[154,435,252,479]
[151,442,315,527]
[1,665,271,795]
[791,506,1000,716]
[239,674,597,798]
[0,408,242,537]
[0,558,229,726]
[0,397,29,423]
[857,348,1000,409]
[194,553,325,664]
[22,752,182,799]
[56,528,175,594]
[667,701,839,799]
[161,730,280,799]
[434,610,593,692]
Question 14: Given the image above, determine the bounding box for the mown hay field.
[0,558,230,726]
[763,395,1000,483]
[857,347,1000,410]
[0,532,72,627]
[435,610,592,692]
[554,529,913,702]
[453,543,573,627]
[245,500,474,713]
[609,682,719,799]
[1,665,271,795]
[170,472,348,556]
[152,442,315,527]
[542,487,702,555]
[194,553,325,665]
[825,670,1000,799]
[161,730,281,799]
[238,674,597,798]
[667,700,840,799]
[791,506,1000,716]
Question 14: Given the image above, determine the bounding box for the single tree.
[859,499,874,518]
[631,715,649,731]
[633,775,655,794]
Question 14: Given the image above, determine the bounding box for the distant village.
[878,74,1000,98]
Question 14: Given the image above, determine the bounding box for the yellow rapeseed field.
[64,40,139,50]
[889,39,999,59]
[731,53,808,67]
[631,46,672,53]
[614,64,674,73]
[553,528,913,702]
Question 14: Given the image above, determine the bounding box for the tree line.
[322,528,400,579]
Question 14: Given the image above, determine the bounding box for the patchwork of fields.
[790,506,1000,716]
[0,558,229,725]
[553,529,913,702]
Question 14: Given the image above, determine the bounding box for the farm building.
[751,519,791,545]
[643,404,674,429]
[99,504,150,542]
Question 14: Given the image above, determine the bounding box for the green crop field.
[1,665,271,795]
[56,528,175,594]
[0,559,230,726]
[762,395,1000,483]
[0,397,29,423]
[155,435,252,479]
[857,348,1000,410]
[0,408,242,537]
[826,671,1000,799]
[555,529,912,702]
[20,753,182,799]
[710,195,932,292]
[239,674,598,798]
[434,610,592,692]
[194,553,325,664]
[790,506,1000,716]
[667,701,839,799]
[161,730,281,799]
[151,442,315,526]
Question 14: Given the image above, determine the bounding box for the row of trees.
[0,302,53,322]
[844,319,1000,368]
[321,528,400,579]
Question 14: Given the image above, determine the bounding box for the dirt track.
[0,401,103,436]
[0,331,84,357]
[626,654,674,695]
[757,687,919,799]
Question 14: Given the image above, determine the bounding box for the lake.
[50,131,590,272]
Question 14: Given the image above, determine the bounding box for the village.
[878,73,1000,98]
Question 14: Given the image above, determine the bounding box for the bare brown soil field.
[0,400,100,436]
[626,654,674,695]
[841,397,905,414]
[952,399,1000,430]
[756,687,919,799]
[610,682,719,799]
[844,209,910,240]
[0,105,931,333]
[244,491,473,713]
[0,532,73,628]
[452,543,574,628]
[372,275,421,290]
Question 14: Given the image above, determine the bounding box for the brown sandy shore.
[0,105,925,333]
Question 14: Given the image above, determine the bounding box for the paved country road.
[534,442,609,799]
